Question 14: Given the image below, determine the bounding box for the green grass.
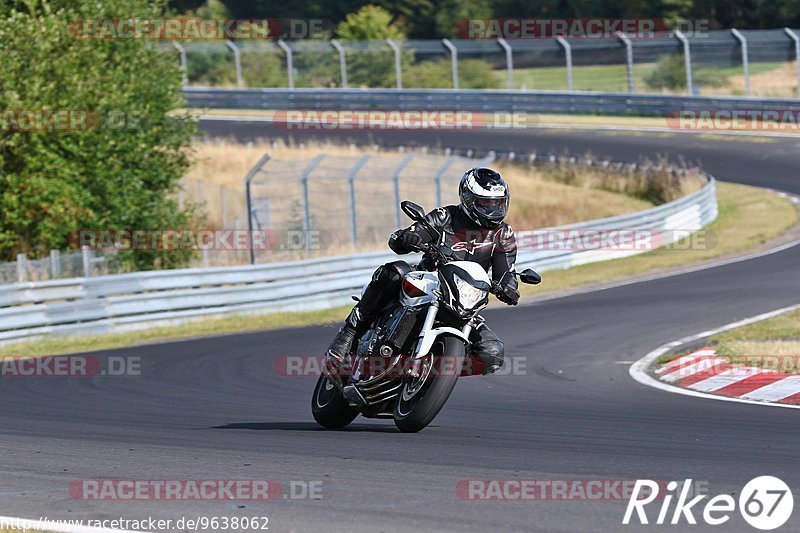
[709,309,800,374]
[520,181,797,297]
[658,305,800,370]
[715,310,800,343]
[498,61,787,94]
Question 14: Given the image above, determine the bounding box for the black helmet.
[458,167,510,228]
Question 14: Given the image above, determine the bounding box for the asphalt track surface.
[1,122,800,532]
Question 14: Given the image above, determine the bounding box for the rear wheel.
[311,374,359,428]
[394,335,466,433]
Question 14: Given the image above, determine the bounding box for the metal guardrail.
[0,176,716,344]
[184,87,800,117]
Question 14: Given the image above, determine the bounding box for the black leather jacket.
[388,205,518,291]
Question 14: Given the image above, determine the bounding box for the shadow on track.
[211,422,400,433]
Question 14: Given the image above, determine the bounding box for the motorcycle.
[311,200,541,432]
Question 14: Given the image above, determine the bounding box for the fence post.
[243,153,271,265]
[674,30,693,95]
[50,249,61,279]
[171,41,188,85]
[347,155,372,246]
[442,39,459,89]
[81,246,92,278]
[300,154,326,252]
[386,38,403,89]
[220,185,228,227]
[277,39,294,89]
[433,155,455,206]
[196,180,204,204]
[16,253,26,283]
[226,40,243,88]
[785,28,800,96]
[556,37,573,90]
[731,29,749,96]
[497,38,514,89]
[392,154,415,228]
[616,31,635,93]
[330,40,348,88]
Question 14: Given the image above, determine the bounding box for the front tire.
[394,335,466,433]
[311,374,359,428]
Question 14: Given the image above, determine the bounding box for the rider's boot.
[323,262,408,380]
[324,307,362,376]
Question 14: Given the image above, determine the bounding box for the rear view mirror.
[401,201,426,222]
[518,269,541,285]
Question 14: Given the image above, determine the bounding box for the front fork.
[407,303,473,377]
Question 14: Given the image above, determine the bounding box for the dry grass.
[727,61,799,98]
[538,158,705,204]
[184,138,657,235]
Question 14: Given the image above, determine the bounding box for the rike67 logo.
[623,477,793,530]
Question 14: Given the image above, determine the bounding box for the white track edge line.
[0,515,150,533]
[629,303,800,410]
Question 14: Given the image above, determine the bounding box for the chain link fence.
[0,248,125,284]
[245,150,494,264]
[164,29,800,97]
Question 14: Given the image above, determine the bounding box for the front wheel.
[394,335,466,433]
[311,374,359,428]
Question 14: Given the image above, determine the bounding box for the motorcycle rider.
[325,167,520,376]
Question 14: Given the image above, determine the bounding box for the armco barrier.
[0,176,716,344]
[183,87,800,117]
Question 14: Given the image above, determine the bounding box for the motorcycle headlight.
[453,273,488,309]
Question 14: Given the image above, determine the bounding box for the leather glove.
[495,282,520,306]
[397,229,423,251]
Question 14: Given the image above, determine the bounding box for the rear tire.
[394,335,466,433]
[311,374,359,429]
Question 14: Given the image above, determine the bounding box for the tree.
[0,0,198,269]
[336,4,405,40]
[336,5,406,88]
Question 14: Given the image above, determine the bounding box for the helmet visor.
[472,196,508,220]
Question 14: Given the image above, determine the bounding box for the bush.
[404,58,502,89]
[542,157,705,205]
[0,0,198,269]
[187,49,288,88]
[645,54,729,91]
